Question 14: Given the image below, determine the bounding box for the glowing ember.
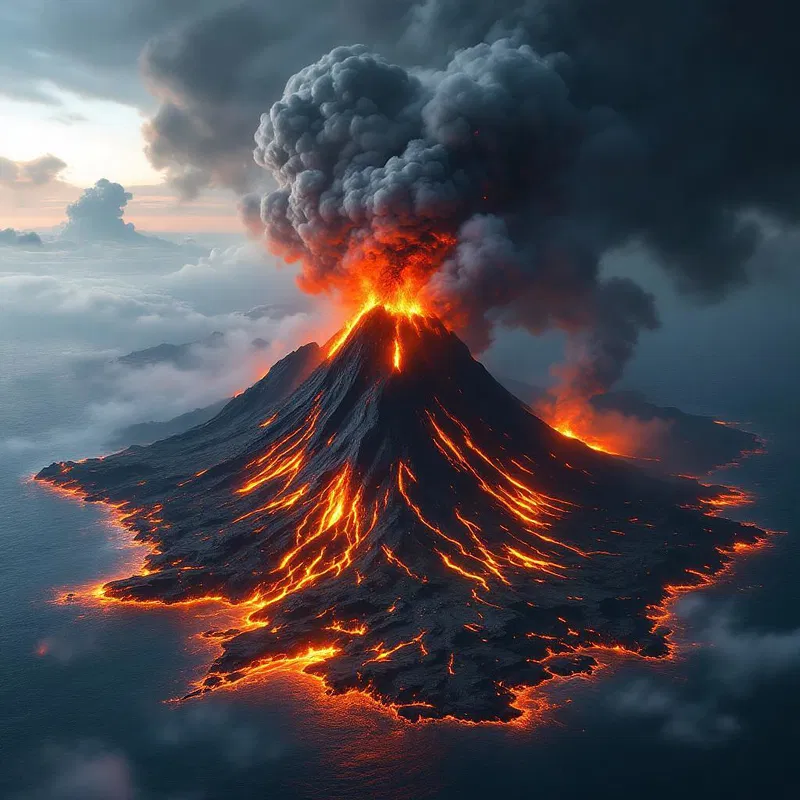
[553,423,620,455]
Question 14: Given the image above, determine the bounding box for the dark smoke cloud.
[135,0,800,392]
[406,0,800,298]
[61,179,143,243]
[238,192,265,237]
[254,41,658,389]
[139,1,422,199]
[0,1,228,106]
[0,154,67,187]
[141,3,333,197]
[0,228,43,247]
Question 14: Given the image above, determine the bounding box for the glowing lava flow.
[327,295,425,359]
[228,383,575,617]
[237,458,380,610]
[539,396,629,456]
[553,422,621,455]
[36,303,772,725]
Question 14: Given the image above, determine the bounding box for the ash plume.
[61,179,144,243]
[138,0,800,394]
[140,1,409,198]
[254,40,658,391]
[237,193,265,237]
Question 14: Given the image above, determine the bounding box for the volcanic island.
[37,305,766,723]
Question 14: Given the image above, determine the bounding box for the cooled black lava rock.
[38,309,764,722]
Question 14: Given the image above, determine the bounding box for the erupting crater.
[38,307,766,722]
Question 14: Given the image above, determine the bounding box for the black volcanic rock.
[38,309,764,722]
[108,357,761,474]
[590,390,763,476]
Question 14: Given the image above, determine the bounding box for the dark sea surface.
[2,268,799,799]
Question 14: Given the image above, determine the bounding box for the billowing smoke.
[138,0,800,398]
[254,41,658,394]
[0,228,42,247]
[61,179,144,243]
[0,153,67,187]
[238,193,265,237]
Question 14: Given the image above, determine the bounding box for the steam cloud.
[18,742,136,800]
[61,179,143,243]
[613,598,800,745]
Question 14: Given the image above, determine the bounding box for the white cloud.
[84,310,317,427]
[0,242,328,460]
[160,242,305,316]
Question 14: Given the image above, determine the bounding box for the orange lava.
[700,487,754,515]
[296,226,456,317]
[326,293,427,364]
[538,394,647,457]
[552,422,622,455]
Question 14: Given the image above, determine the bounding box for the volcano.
[37,308,765,722]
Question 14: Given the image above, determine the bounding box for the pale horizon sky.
[0,74,242,234]
[1,179,243,234]
[0,89,161,187]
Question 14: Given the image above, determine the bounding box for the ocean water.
[2,253,800,798]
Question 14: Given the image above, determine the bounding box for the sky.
[0,90,158,186]
[0,8,240,234]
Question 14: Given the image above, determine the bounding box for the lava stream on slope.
[37,307,767,722]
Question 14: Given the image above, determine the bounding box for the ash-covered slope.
[38,309,763,722]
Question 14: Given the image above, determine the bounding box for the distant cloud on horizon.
[0,227,42,247]
[0,153,68,189]
[0,173,241,236]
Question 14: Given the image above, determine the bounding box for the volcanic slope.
[38,308,764,722]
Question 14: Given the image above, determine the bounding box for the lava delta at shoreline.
[37,306,767,723]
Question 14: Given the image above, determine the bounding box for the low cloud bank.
[1,227,42,246]
[0,242,324,461]
[612,597,800,745]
